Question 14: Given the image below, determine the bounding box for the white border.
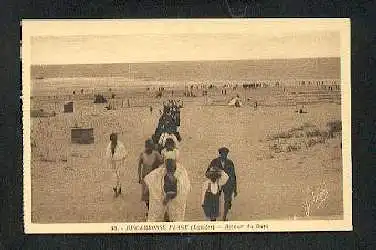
[22,19,352,234]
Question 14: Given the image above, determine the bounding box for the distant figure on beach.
[298,105,307,114]
[138,139,163,216]
[150,106,153,113]
[202,165,229,221]
[206,147,238,221]
[127,99,130,107]
[106,133,127,197]
[144,158,191,222]
[254,101,258,110]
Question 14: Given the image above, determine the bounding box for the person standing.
[106,133,127,197]
[206,147,238,221]
[202,165,229,221]
[138,139,163,214]
[158,127,179,151]
[161,138,180,163]
[144,157,191,222]
[173,103,182,142]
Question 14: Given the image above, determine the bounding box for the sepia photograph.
[22,19,352,233]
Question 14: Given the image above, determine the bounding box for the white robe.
[144,163,191,222]
[105,141,127,185]
[105,141,127,162]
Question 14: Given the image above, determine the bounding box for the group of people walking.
[153,100,182,151]
[105,102,238,222]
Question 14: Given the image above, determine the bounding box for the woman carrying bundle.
[201,166,229,221]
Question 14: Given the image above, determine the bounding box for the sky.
[30,31,340,65]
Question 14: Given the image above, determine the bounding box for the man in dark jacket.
[206,147,238,221]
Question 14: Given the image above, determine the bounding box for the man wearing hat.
[206,147,238,221]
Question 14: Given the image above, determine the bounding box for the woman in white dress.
[105,133,127,197]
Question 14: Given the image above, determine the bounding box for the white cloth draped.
[144,163,191,222]
[105,141,127,162]
[201,171,229,205]
[105,141,127,187]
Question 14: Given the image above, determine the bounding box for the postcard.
[22,18,352,233]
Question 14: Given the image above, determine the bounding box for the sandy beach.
[30,83,343,223]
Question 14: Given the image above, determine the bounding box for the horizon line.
[30,56,340,67]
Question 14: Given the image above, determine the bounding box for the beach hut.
[94,94,107,103]
[64,102,74,113]
[30,109,56,118]
[71,128,94,144]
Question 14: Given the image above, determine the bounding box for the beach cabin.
[30,109,56,118]
[71,128,94,144]
[94,94,107,103]
[64,102,74,113]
